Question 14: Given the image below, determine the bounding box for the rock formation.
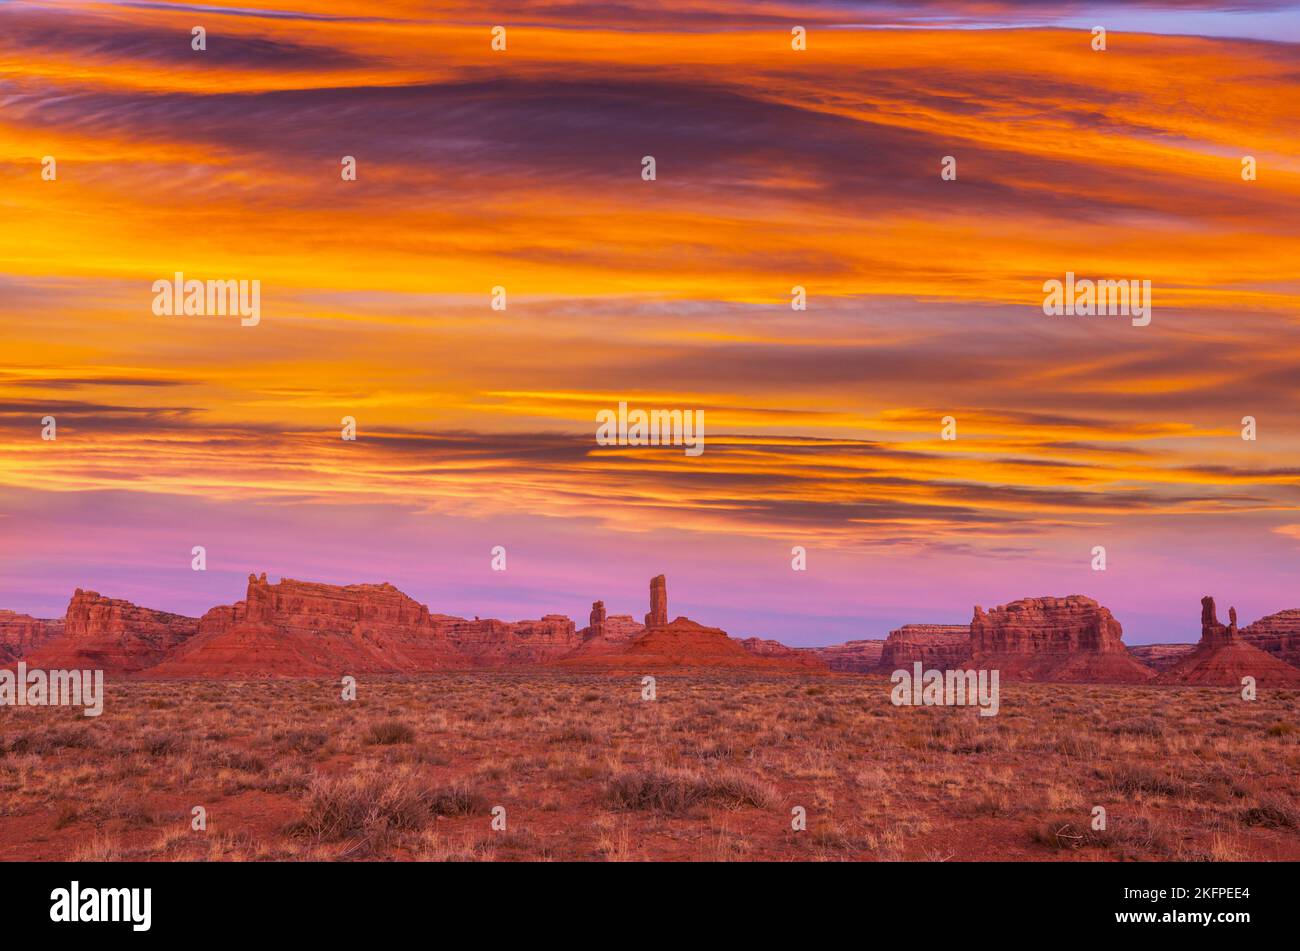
[800,639,887,672]
[966,595,1154,682]
[560,577,825,670]
[559,617,824,670]
[1155,597,1300,686]
[437,614,579,665]
[588,601,606,640]
[0,611,64,663]
[1127,643,1195,672]
[737,637,829,669]
[23,589,199,673]
[644,575,668,629]
[150,574,461,677]
[878,624,970,671]
[572,603,643,658]
[600,615,644,640]
[1240,609,1300,669]
[13,574,1263,683]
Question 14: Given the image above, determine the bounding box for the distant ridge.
[5,580,1299,682]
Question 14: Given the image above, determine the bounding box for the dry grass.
[0,674,1297,860]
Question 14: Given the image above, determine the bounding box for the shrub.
[365,721,415,745]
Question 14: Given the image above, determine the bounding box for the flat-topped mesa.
[439,614,578,665]
[967,595,1154,682]
[737,637,830,670]
[971,595,1127,654]
[151,573,463,677]
[1128,643,1196,672]
[240,574,438,633]
[644,575,668,629]
[802,639,886,673]
[879,624,971,671]
[601,615,644,640]
[23,588,199,673]
[0,611,65,663]
[1240,608,1300,668]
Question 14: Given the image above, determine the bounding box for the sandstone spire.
[645,575,667,629]
[589,600,606,639]
[1200,595,1237,647]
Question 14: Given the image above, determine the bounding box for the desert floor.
[1,673,1297,861]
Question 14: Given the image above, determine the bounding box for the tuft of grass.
[287,772,430,842]
[1099,763,1186,798]
[1109,716,1165,737]
[604,767,777,815]
[365,721,415,745]
[1236,794,1299,829]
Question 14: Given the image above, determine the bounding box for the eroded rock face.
[644,575,668,629]
[560,617,824,670]
[1155,596,1300,686]
[971,596,1126,654]
[738,637,830,670]
[878,625,970,671]
[588,601,607,640]
[793,639,884,672]
[1128,644,1195,672]
[24,588,199,672]
[152,574,459,676]
[1240,609,1300,668]
[967,595,1154,682]
[601,615,644,640]
[1199,596,1237,648]
[440,614,579,665]
[0,611,64,662]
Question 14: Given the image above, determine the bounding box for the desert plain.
[1,672,1297,862]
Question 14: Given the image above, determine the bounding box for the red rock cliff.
[878,624,971,671]
[967,595,1154,682]
[0,611,65,662]
[803,639,887,672]
[24,588,199,672]
[1156,597,1300,686]
[1240,609,1300,669]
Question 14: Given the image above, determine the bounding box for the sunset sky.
[2,1,1298,645]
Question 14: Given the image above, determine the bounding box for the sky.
[2,1,1299,645]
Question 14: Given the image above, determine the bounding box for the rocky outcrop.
[573,607,644,659]
[878,624,970,671]
[0,611,64,663]
[559,617,823,670]
[600,615,643,640]
[438,614,579,665]
[966,595,1154,682]
[797,639,886,672]
[738,637,828,670]
[560,577,824,671]
[588,601,607,640]
[1128,643,1195,672]
[1240,609,1300,669]
[150,574,460,676]
[23,589,199,673]
[1156,597,1300,686]
[644,575,668,629]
